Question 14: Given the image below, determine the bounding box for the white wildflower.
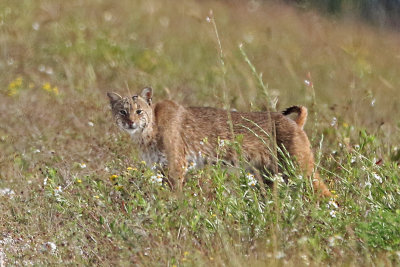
[246,173,257,187]
[41,242,57,254]
[371,98,376,107]
[33,149,41,153]
[351,156,356,163]
[150,173,163,185]
[88,121,94,127]
[272,173,285,184]
[54,186,62,196]
[218,139,225,148]
[45,67,53,75]
[38,65,45,72]
[329,210,336,218]
[32,22,40,31]
[187,161,197,171]
[0,188,15,199]
[300,254,310,266]
[330,117,337,127]
[365,180,372,188]
[372,172,382,183]
[304,80,311,86]
[79,163,86,169]
[328,200,338,209]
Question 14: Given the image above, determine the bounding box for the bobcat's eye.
[119,110,127,116]
[136,109,143,115]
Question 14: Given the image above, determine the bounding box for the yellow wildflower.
[42,82,51,92]
[140,161,146,165]
[52,86,59,95]
[15,77,22,87]
[7,77,24,96]
[7,87,17,96]
[8,81,16,89]
[94,195,100,199]
[109,174,118,182]
[76,179,82,183]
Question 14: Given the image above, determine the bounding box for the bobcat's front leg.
[163,135,187,191]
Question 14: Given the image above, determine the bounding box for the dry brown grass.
[1,0,400,266]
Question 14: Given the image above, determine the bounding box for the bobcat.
[107,87,331,197]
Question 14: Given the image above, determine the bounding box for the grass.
[1,0,400,266]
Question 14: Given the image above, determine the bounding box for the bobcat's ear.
[140,87,153,105]
[107,92,122,104]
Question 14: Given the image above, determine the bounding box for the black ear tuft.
[140,87,153,105]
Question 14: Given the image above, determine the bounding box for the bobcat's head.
[107,87,153,137]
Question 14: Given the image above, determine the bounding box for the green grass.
[1,0,400,266]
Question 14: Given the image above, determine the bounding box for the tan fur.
[282,106,308,129]
[107,88,331,197]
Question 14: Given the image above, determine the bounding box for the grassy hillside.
[1,0,400,266]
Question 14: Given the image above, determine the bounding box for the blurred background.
[286,0,400,28]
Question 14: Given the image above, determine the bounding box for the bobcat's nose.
[128,121,135,128]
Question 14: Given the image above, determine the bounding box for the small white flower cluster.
[150,173,163,186]
[54,186,62,196]
[327,200,339,218]
[40,242,57,254]
[0,188,15,199]
[272,173,285,184]
[246,173,257,187]
[187,161,197,171]
[79,163,87,169]
[372,172,383,183]
[330,117,337,127]
[218,139,226,148]
[54,186,63,202]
